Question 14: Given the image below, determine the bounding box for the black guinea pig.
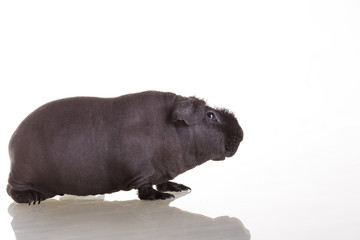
[7,91,243,204]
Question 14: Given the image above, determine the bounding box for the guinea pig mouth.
[213,156,226,161]
[225,148,238,158]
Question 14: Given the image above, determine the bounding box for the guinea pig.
[7,91,243,204]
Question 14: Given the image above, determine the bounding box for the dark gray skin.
[7,91,243,204]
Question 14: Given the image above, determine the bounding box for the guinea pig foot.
[24,190,45,205]
[7,186,45,205]
[31,191,45,205]
[156,181,191,192]
[138,184,175,200]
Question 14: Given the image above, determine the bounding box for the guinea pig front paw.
[8,187,45,205]
[138,184,175,200]
[156,181,191,192]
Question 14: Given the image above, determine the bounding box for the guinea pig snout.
[225,125,243,157]
[239,126,244,142]
[214,108,243,158]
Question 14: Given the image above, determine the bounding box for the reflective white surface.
[8,194,250,240]
[1,1,360,239]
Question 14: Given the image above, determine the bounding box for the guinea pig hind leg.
[137,183,175,200]
[7,184,49,205]
[156,181,191,192]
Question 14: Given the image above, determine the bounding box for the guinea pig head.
[172,96,243,161]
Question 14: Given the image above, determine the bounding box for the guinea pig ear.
[172,97,206,125]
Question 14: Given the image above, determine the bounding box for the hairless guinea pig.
[7,91,243,204]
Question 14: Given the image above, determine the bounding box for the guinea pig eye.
[207,112,217,121]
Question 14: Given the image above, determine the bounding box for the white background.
[1,1,360,239]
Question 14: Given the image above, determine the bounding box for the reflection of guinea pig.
[8,197,251,240]
[7,91,243,204]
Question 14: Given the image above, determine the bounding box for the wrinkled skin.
[7,91,243,204]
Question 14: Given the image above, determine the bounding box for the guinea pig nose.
[239,126,244,142]
[224,123,243,157]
